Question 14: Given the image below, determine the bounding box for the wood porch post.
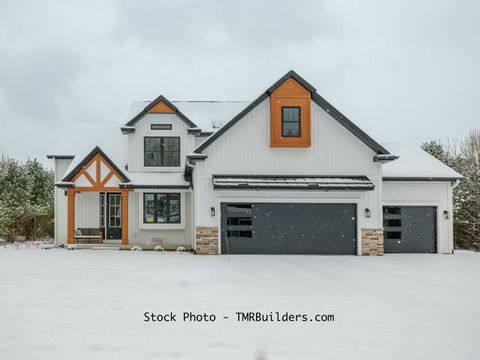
[121,190,129,245]
[67,189,75,244]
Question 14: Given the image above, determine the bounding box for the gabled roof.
[62,146,130,183]
[124,95,197,129]
[194,70,390,155]
[381,143,463,181]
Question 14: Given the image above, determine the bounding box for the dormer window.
[269,78,311,148]
[144,136,180,167]
[282,107,301,137]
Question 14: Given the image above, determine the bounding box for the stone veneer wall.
[196,227,219,255]
[361,228,384,256]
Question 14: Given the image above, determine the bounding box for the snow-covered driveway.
[1,249,479,360]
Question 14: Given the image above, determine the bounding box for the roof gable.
[194,70,390,155]
[62,146,130,184]
[124,95,197,129]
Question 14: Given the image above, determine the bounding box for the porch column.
[67,189,75,244]
[121,190,129,245]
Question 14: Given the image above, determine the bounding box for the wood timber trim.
[270,77,311,148]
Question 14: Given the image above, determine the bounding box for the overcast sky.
[1,0,479,164]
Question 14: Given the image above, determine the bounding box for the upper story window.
[144,136,180,167]
[282,107,301,137]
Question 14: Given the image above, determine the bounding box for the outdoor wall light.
[444,210,450,219]
[210,207,216,217]
[365,208,372,218]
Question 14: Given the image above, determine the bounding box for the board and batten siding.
[127,113,196,173]
[53,158,73,245]
[193,98,383,253]
[382,181,454,254]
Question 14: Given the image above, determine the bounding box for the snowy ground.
[1,248,479,360]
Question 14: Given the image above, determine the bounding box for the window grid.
[281,107,301,137]
[143,193,181,224]
[144,137,180,167]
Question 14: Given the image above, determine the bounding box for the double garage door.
[221,203,357,255]
[220,203,438,254]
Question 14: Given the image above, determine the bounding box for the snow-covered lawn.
[1,249,479,360]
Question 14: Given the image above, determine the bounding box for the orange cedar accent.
[148,101,175,113]
[67,189,75,244]
[121,190,129,245]
[70,153,124,188]
[96,157,101,184]
[270,77,311,148]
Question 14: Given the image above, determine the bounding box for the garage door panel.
[221,203,357,255]
[383,206,437,253]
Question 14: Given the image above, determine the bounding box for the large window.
[144,137,180,167]
[281,107,301,137]
[143,193,181,224]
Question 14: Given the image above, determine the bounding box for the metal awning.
[212,175,375,191]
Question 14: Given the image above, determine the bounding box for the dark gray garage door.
[221,203,357,255]
[383,206,437,253]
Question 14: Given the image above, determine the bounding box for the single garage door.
[221,203,357,255]
[383,206,437,253]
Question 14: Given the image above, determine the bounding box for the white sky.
[1,0,479,164]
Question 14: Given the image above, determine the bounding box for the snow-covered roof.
[49,121,188,187]
[121,172,189,188]
[382,143,463,180]
[127,100,250,132]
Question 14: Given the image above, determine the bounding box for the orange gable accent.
[270,78,311,148]
[148,101,175,113]
[70,153,124,188]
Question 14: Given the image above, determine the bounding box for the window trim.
[281,106,301,137]
[138,190,186,230]
[143,136,181,168]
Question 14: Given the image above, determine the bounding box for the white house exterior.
[48,71,462,255]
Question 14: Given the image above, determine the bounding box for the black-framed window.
[144,137,180,167]
[143,193,181,224]
[282,107,301,137]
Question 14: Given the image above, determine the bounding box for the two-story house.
[47,71,462,255]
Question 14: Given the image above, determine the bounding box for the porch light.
[444,210,450,219]
[210,207,216,217]
[365,208,371,218]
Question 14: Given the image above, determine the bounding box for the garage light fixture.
[443,210,450,219]
[210,207,216,217]
[365,208,371,218]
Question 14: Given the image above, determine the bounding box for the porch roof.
[212,175,375,191]
[119,172,190,189]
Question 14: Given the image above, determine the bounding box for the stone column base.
[196,227,219,255]
[361,228,384,256]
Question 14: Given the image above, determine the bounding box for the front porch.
[67,189,131,245]
[59,147,133,245]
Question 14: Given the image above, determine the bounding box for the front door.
[106,193,122,240]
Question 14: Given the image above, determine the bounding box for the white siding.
[128,190,193,248]
[126,113,196,172]
[53,158,73,245]
[75,192,100,228]
[193,98,382,254]
[382,181,454,254]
